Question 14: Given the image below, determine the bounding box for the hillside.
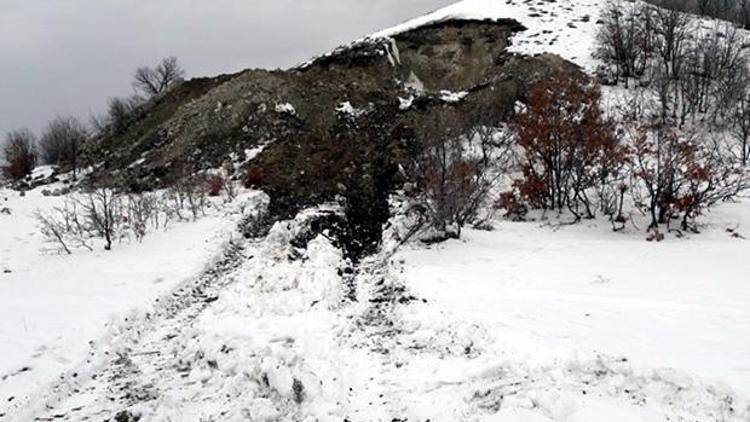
[81,13,580,258]
[2,0,750,421]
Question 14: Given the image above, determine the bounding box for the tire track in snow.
[1,203,268,422]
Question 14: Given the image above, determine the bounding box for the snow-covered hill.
[2,0,750,421]
[375,0,602,70]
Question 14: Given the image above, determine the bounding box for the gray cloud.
[0,0,454,135]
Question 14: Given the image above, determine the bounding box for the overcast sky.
[0,0,455,136]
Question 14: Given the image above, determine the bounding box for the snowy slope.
[398,197,750,392]
[300,0,602,72]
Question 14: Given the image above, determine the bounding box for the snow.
[127,157,146,169]
[440,89,469,103]
[336,101,368,118]
[384,36,402,67]
[0,184,261,415]
[384,198,750,420]
[274,102,297,115]
[244,145,266,162]
[299,0,602,73]
[399,95,415,110]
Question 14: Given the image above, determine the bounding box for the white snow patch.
[127,157,146,169]
[274,102,296,115]
[440,90,469,103]
[384,37,402,67]
[399,95,415,110]
[336,101,367,118]
[244,145,265,162]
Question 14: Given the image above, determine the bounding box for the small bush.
[207,175,225,197]
[411,110,498,239]
[495,191,528,221]
[630,125,748,231]
[2,129,37,181]
[244,168,264,188]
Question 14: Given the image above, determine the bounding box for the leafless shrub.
[35,182,227,254]
[77,188,122,250]
[171,175,207,222]
[109,95,144,135]
[36,200,94,254]
[124,193,159,243]
[206,171,238,202]
[410,109,500,239]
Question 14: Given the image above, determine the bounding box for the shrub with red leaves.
[244,168,264,189]
[207,175,225,197]
[630,125,748,232]
[510,75,626,221]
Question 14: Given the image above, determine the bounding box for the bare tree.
[104,95,143,135]
[653,0,750,28]
[674,21,750,125]
[740,0,750,28]
[35,187,223,254]
[708,23,749,120]
[133,56,185,97]
[731,95,750,165]
[38,116,87,179]
[651,2,691,81]
[2,129,37,181]
[595,1,651,87]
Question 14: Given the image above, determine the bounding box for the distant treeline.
[646,0,750,29]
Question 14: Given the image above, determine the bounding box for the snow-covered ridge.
[299,0,602,71]
[375,0,601,69]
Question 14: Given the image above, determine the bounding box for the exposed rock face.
[84,18,581,257]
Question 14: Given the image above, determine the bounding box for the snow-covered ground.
[0,181,256,416]
[3,0,750,420]
[395,199,750,419]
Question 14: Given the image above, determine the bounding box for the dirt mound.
[84,18,581,256]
